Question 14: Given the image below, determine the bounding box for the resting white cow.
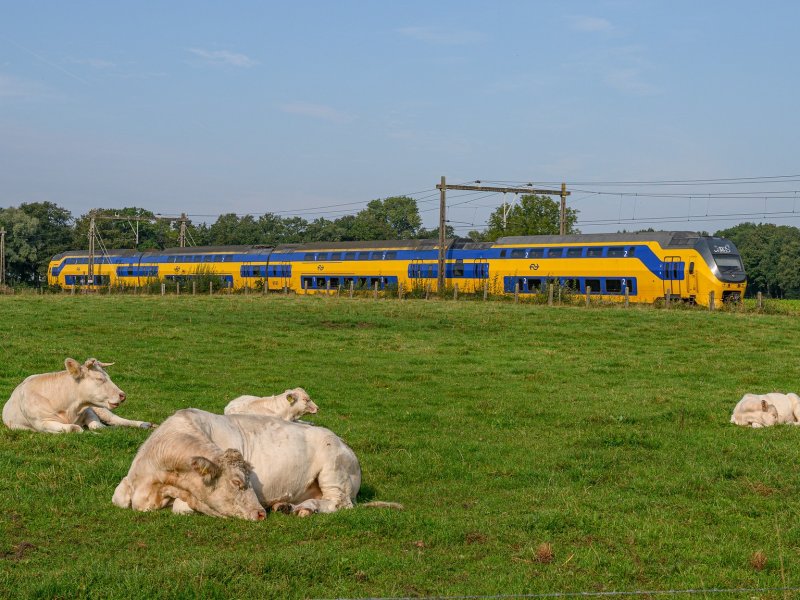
[730,392,800,428]
[113,408,401,519]
[223,387,318,421]
[2,358,154,433]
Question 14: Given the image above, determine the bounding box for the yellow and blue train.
[47,231,747,306]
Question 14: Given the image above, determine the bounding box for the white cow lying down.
[730,393,800,428]
[223,387,318,420]
[112,408,401,519]
[2,358,155,433]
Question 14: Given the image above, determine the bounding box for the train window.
[302,277,313,289]
[453,260,464,277]
[344,252,357,261]
[586,248,603,257]
[566,248,583,257]
[605,279,622,293]
[529,248,545,258]
[627,247,636,256]
[562,278,579,290]
[303,253,316,261]
[384,251,397,260]
[585,279,601,293]
[510,249,526,258]
[500,250,507,258]
[689,262,695,274]
[607,247,625,257]
[329,277,340,287]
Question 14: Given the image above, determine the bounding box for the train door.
[685,260,698,298]
[473,258,489,293]
[663,256,683,298]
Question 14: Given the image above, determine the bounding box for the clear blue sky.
[2,1,799,235]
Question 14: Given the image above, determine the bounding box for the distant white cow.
[2,358,155,433]
[730,392,800,428]
[223,387,318,421]
[113,408,401,519]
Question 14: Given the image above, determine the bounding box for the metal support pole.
[560,182,567,236]
[88,213,96,285]
[0,227,5,286]
[438,175,446,293]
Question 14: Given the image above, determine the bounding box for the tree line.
[2,196,797,298]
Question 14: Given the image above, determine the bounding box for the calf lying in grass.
[730,392,800,428]
[223,387,318,421]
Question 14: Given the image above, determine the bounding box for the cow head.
[751,399,780,428]
[182,449,266,521]
[285,388,318,418]
[65,357,127,410]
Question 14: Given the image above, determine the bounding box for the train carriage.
[47,231,746,306]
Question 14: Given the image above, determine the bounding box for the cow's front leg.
[79,408,106,431]
[92,407,156,429]
[38,419,82,433]
[171,498,195,515]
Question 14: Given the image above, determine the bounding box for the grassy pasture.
[0,295,799,599]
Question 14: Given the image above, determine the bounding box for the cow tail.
[360,501,404,510]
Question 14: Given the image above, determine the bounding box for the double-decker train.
[47,231,747,306]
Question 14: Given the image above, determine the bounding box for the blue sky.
[2,1,799,235]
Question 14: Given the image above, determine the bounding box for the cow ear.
[65,358,83,378]
[190,456,221,485]
[286,393,296,405]
[761,399,769,412]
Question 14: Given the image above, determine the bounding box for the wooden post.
[453,283,458,301]
[665,289,671,309]
[284,285,289,295]
[425,283,430,300]
[709,291,715,311]
[349,281,354,298]
[373,281,379,300]
[71,284,75,295]
[483,280,488,301]
[210,282,213,296]
[548,283,554,306]
[514,282,519,303]
[244,283,248,295]
[193,281,196,295]
[161,283,165,296]
[398,284,403,300]
[585,286,591,307]
[177,282,181,296]
[558,286,562,305]
[326,279,331,295]
[757,291,763,310]
[624,287,630,308]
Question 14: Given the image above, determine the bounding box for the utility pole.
[179,213,187,248]
[438,176,446,292]
[0,227,5,286]
[88,213,96,285]
[560,182,568,235]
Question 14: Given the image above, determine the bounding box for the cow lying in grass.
[112,408,401,519]
[2,358,155,433]
[730,393,800,428]
[223,387,318,421]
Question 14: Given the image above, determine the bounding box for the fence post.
[284,285,289,295]
[709,291,715,311]
[548,283,553,306]
[71,284,75,295]
[665,289,671,309]
[425,283,430,300]
[514,282,519,303]
[210,282,213,296]
[373,281,379,300]
[398,284,403,300]
[453,283,458,301]
[585,286,591,307]
[349,281,354,299]
[326,279,331,295]
[483,280,488,301]
[624,287,630,308]
[193,281,196,295]
[757,291,763,310]
[161,283,165,296]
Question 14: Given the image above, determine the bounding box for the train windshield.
[714,255,743,269]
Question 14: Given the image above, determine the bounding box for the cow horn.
[98,361,115,367]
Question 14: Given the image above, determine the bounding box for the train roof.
[496,231,707,248]
[275,239,445,251]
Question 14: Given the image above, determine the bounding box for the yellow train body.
[47,232,746,306]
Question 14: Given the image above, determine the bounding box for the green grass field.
[1,295,799,599]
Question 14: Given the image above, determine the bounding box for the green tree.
[484,194,579,241]
[351,196,422,240]
[0,207,39,284]
[17,201,74,282]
